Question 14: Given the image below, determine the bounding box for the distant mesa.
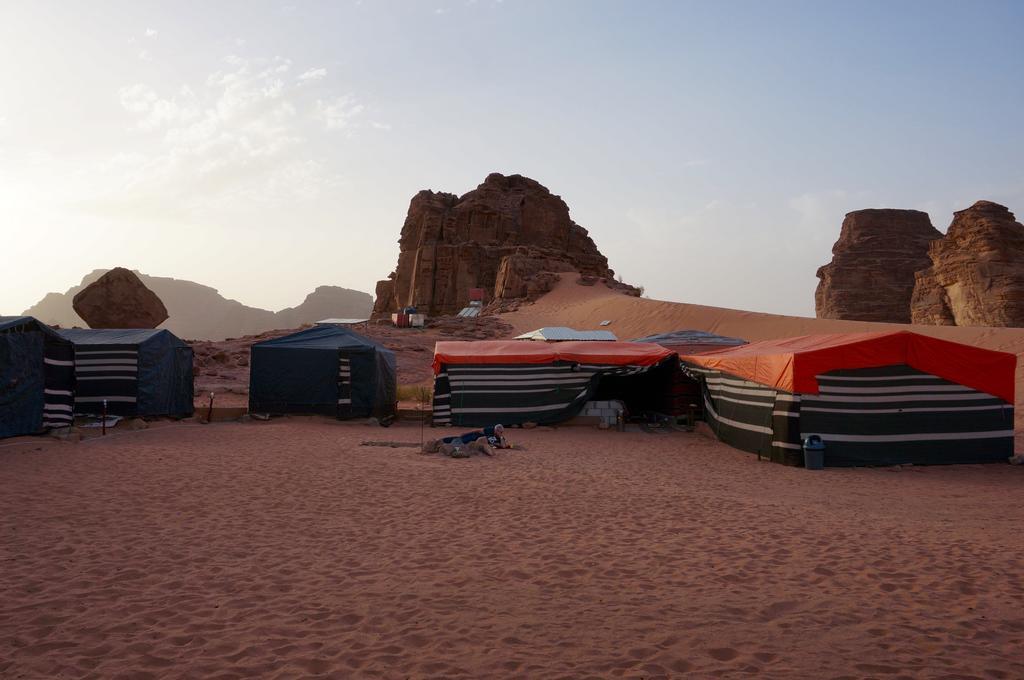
[73,267,169,329]
[373,172,636,317]
[815,209,941,323]
[816,201,1024,327]
[24,270,372,340]
[911,201,1024,326]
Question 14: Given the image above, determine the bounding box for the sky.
[2,0,1023,317]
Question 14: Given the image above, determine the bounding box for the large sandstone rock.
[911,201,1024,327]
[73,267,169,329]
[373,173,618,316]
[815,209,941,323]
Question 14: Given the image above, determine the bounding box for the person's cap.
[495,424,504,432]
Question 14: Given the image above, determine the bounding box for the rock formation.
[911,201,1024,327]
[25,270,373,340]
[815,209,941,323]
[72,267,169,329]
[373,173,626,316]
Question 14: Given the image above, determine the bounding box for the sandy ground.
[2,420,1022,679]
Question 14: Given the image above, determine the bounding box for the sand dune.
[500,278,1024,427]
[2,419,1022,678]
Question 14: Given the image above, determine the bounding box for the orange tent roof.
[433,340,675,374]
[680,330,1016,403]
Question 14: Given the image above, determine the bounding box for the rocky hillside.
[912,201,1024,326]
[374,172,636,317]
[24,270,372,340]
[816,201,1024,327]
[815,209,941,323]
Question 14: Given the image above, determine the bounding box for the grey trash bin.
[803,435,825,470]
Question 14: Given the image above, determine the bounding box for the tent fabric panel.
[681,331,1016,404]
[249,345,341,415]
[433,370,453,426]
[698,369,778,459]
[71,343,139,416]
[432,340,674,374]
[800,364,1014,466]
[435,361,609,427]
[136,334,193,417]
[42,337,75,428]
[0,332,45,438]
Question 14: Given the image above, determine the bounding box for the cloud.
[138,49,152,61]
[370,121,392,131]
[82,54,365,218]
[145,28,158,38]
[298,67,327,83]
[315,95,364,130]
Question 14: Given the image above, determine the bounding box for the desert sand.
[2,418,1023,679]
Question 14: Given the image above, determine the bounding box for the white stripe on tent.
[703,395,774,435]
[434,392,451,399]
[812,429,1014,443]
[775,394,801,402]
[44,389,73,396]
[44,358,74,366]
[710,394,779,408]
[451,403,577,414]
[74,352,138,358]
[76,376,137,381]
[75,366,139,373]
[802,393,997,403]
[450,378,592,387]
[74,358,138,366]
[75,396,138,403]
[815,374,942,382]
[337,399,351,404]
[708,384,778,398]
[43,405,73,412]
[449,365,574,372]
[457,388,564,394]
[819,384,977,395]
[450,374,593,385]
[772,410,800,417]
[772,441,803,450]
[707,376,777,389]
[801,405,1010,415]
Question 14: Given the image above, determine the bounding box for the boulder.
[72,267,169,329]
[911,201,1024,326]
[373,173,624,316]
[815,210,941,323]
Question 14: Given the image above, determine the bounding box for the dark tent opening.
[58,328,194,418]
[249,326,396,419]
[590,357,687,419]
[1,316,75,438]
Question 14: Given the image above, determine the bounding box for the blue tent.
[249,326,396,418]
[0,316,75,438]
[58,328,194,418]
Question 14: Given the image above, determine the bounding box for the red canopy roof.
[680,331,1016,403]
[433,340,675,374]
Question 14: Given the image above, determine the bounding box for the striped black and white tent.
[58,328,194,418]
[249,326,396,418]
[432,340,677,427]
[0,316,75,438]
[682,331,1016,467]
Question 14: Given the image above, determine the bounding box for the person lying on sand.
[422,424,510,457]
